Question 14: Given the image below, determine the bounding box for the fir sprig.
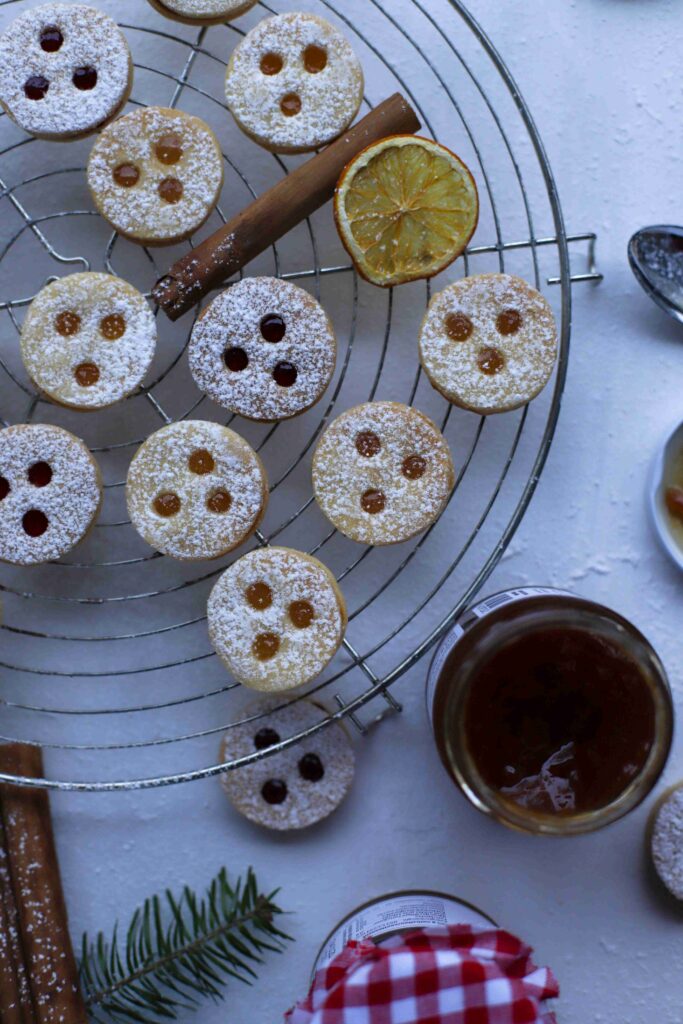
[80,867,291,1024]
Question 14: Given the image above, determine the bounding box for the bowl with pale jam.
[650,418,683,571]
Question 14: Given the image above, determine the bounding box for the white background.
[4,0,683,1021]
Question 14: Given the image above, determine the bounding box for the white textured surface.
[2,0,683,1022]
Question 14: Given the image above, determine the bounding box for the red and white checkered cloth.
[286,925,559,1024]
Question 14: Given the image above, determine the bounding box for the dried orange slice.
[334,135,479,287]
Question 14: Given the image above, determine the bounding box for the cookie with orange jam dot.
[87,107,224,246]
[189,277,336,421]
[208,546,347,692]
[312,401,455,546]
[21,273,156,411]
[126,421,267,561]
[0,3,132,141]
[219,697,355,830]
[224,12,364,154]
[419,274,558,415]
[147,0,258,25]
[0,424,102,566]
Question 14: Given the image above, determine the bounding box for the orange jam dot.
[55,310,81,336]
[303,44,327,73]
[402,454,427,480]
[74,362,100,387]
[100,313,126,340]
[246,581,273,610]
[445,311,473,342]
[289,599,315,629]
[188,449,215,475]
[361,488,386,515]
[159,177,184,204]
[207,489,232,514]
[496,308,523,335]
[478,347,506,376]
[155,133,183,165]
[113,163,140,188]
[154,492,181,517]
[260,52,283,75]
[0,477,9,501]
[253,632,281,661]
[281,93,302,117]
[22,509,48,537]
[355,430,381,458]
[28,461,52,487]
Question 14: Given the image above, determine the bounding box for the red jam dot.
[402,454,427,480]
[254,727,280,750]
[74,362,100,387]
[496,308,523,335]
[113,163,140,188]
[445,312,473,342]
[207,490,231,514]
[155,133,183,165]
[188,449,215,475]
[246,581,273,610]
[478,347,506,375]
[260,52,283,75]
[0,477,10,501]
[261,779,288,805]
[24,76,49,100]
[303,45,328,73]
[361,488,386,515]
[55,310,81,336]
[298,753,324,782]
[224,347,248,372]
[100,314,125,340]
[40,26,63,52]
[260,314,286,343]
[73,66,98,91]
[273,361,297,387]
[22,509,48,537]
[253,632,280,661]
[154,492,181,517]
[281,93,302,117]
[28,462,52,488]
[355,430,381,458]
[289,599,315,629]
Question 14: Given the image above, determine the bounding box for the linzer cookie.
[20,273,156,410]
[219,698,355,830]
[189,277,336,421]
[208,546,347,692]
[312,402,455,545]
[224,12,364,154]
[419,274,558,415]
[126,420,267,561]
[0,424,102,566]
[147,0,258,25]
[649,782,683,901]
[0,3,132,141]
[87,107,224,246]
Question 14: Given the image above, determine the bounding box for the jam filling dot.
[281,93,302,117]
[445,311,473,342]
[355,430,381,458]
[55,310,81,337]
[402,454,427,480]
[225,347,249,372]
[496,308,523,335]
[25,75,49,100]
[253,632,280,661]
[478,346,506,375]
[155,133,183,165]
[246,581,273,610]
[113,163,140,188]
[158,177,184,204]
[74,362,100,387]
[22,509,48,537]
[303,44,328,73]
[273,360,297,387]
[100,313,125,340]
[260,52,283,75]
[73,66,98,91]
[260,314,286,343]
[188,449,215,475]
[28,462,52,488]
[361,488,386,515]
[289,599,315,629]
[40,26,64,52]
[154,492,181,517]
[0,477,10,501]
[207,490,231,514]
[261,779,288,805]
[298,752,325,782]
[254,727,280,750]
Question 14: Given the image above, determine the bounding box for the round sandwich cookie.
[0,424,102,565]
[419,273,558,415]
[189,277,336,422]
[225,12,364,154]
[147,0,258,25]
[219,698,355,830]
[312,401,455,546]
[87,106,224,246]
[649,782,683,902]
[20,273,157,411]
[126,420,267,561]
[0,3,132,141]
[208,546,347,692]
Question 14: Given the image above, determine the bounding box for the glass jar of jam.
[427,587,673,835]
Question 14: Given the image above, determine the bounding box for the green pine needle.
[79,867,292,1024]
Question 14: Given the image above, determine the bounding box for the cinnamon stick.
[153,92,421,320]
[0,817,35,1024]
[0,745,87,1024]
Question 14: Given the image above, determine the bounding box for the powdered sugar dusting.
[651,785,683,900]
[189,277,336,421]
[156,0,257,17]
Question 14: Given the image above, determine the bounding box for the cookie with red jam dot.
[146,0,258,26]
[219,698,355,830]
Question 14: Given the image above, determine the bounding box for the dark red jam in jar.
[427,588,673,834]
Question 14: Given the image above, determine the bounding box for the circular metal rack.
[0,0,600,791]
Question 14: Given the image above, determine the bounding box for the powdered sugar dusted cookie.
[208,546,347,692]
[0,3,132,141]
[219,698,355,830]
[313,402,455,546]
[419,274,558,415]
[126,421,267,561]
[147,0,258,25]
[189,278,336,422]
[87,107,224,246]
[0,424,102,565]
[225,12,364,154]
[649,782,683,901]
[21,273,156,410]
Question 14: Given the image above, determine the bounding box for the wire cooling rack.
[0,0,601,791]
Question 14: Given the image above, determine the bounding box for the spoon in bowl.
[628,225,683,324]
